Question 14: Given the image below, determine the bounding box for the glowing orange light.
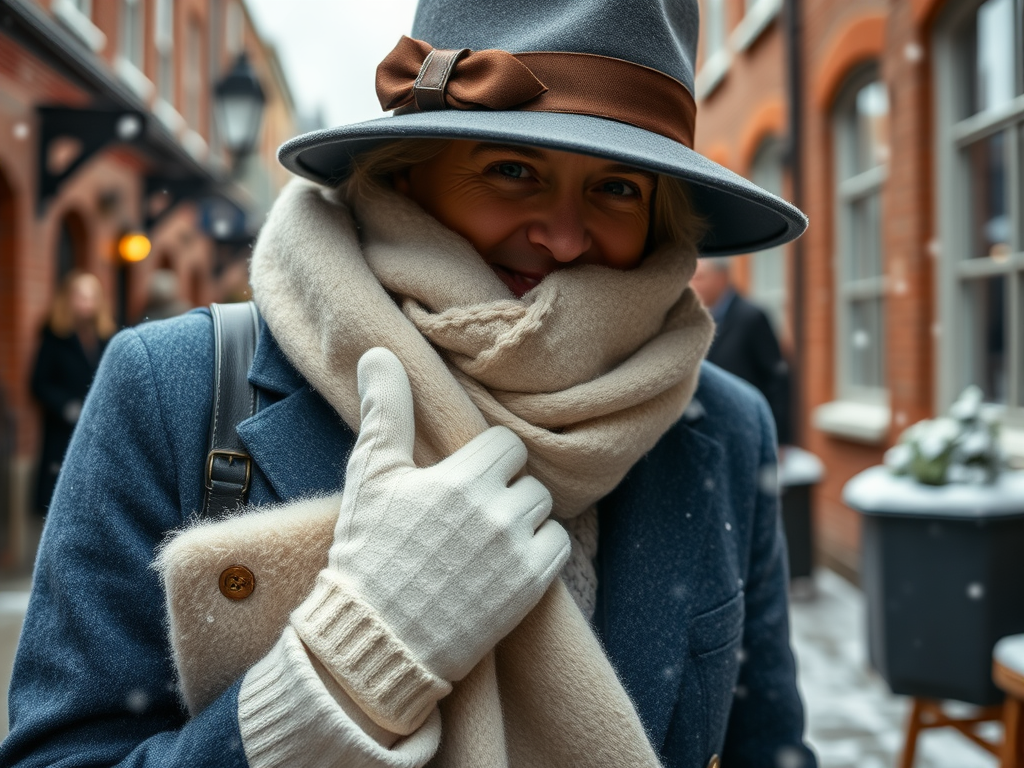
[118,233,151,263]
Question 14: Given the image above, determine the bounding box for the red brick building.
[0,0,298,569]
[694,0,1024,574]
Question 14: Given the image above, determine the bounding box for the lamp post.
[213,53,267,165]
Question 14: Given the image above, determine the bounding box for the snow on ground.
[790,569,1001,768]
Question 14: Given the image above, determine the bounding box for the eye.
[491,162,532,180]
[600,180,641,197]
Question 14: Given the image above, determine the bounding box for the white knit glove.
[335,347,570,679]
[290,347,570,736]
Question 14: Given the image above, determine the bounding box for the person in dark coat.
[30,270,114,514]
[692,258,793,445]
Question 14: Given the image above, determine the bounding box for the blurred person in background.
[29,271,115,516]
[692,258,793,447]
[2,1,816,766]
[142,269,191,322]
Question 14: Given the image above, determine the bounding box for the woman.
[29,270,114,515]
[2,1,816,767]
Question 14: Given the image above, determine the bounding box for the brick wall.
[696,0,957,572]
[0,0,296,570]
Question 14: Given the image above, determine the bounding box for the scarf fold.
[249,178,713,767]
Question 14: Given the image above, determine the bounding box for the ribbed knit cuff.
[238,626,441,768]
[291,570,452,735]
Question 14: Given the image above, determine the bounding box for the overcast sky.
[246,0,419,129]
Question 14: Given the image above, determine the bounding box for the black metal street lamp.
[213,53,267,162]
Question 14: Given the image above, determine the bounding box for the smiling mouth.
[490,264,547,298]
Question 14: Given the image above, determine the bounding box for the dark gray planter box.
[844,467,1024,705]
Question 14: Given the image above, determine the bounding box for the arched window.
[748,136,787,337]
[833,67,889,402]
[936,0,1024,411]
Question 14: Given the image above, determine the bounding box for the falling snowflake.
[126,689,149,714]
[775,746,807,768]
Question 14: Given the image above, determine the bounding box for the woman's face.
[394,140,656,297]
[69,276,100,323]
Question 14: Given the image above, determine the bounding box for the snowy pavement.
[0,585,29,740]
[790,569,1001,768]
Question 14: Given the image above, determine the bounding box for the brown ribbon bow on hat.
[377,36,548,112]
[375,35,698,148]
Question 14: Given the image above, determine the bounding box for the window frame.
[748,135,788,337]
[695,0,732,98]
[155,0,175,107]
[832,64,890,406]
[933,0,1024,424]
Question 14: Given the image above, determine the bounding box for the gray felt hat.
[277,0,807,256]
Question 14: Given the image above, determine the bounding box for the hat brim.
[278,110,807,257]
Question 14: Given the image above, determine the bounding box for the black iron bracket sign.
[35,105,146,215]
[143,176,210,230]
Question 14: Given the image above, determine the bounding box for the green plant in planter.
[884,386,1004,485]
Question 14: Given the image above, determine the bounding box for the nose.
[524,190,592,263]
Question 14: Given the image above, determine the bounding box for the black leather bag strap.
[202,301,260,518]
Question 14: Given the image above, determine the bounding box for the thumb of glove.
[346,347,417,490]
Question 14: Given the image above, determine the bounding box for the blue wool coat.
[0,310,815,768]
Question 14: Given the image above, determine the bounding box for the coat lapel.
[236,322,356,504]
[596,409,725,751]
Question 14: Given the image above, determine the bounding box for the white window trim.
[730,0,782,53]
[52,0,106,52]
[181,129,209,161]
[153,98,185,135]
[114,56,154,101]
[695,49,732,99]
[812,400,891,444]
[933,0,1024,421]
[833,72,890,405]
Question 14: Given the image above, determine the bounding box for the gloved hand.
[299,348,569,696]
[328,347,570,683]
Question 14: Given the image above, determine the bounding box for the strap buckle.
[205,450,252,493]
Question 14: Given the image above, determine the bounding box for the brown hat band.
[376,35,697,149]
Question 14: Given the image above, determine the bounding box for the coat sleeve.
[2,325,437,768]
[721,398,816,768]
[2,327,254,767]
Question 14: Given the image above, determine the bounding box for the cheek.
[593,212,649,268]
[432,195,523,255]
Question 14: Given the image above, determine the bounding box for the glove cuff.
[292,570,452,735]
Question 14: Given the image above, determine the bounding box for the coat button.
[706,755,720,768]
[219,565,256,600]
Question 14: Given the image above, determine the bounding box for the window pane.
[120,0,144,68]
[966,131,1009,259]
[706,0,725,57]
[964,275,1007,402]
[960,0,1016,116]
[853,81,890,175]
[848,191,883,279]
[848,297,885,388]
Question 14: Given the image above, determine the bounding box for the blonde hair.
[49,271,116,339]
[346,138,707,251]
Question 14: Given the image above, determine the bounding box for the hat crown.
[411,0,699,94]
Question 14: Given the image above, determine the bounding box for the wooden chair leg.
[1002,696,1023,768]
[901,697,926,768]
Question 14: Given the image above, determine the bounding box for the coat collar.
[237,321,355,503]
[595,418,725,751]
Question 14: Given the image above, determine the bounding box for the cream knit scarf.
[248,178,713,766]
